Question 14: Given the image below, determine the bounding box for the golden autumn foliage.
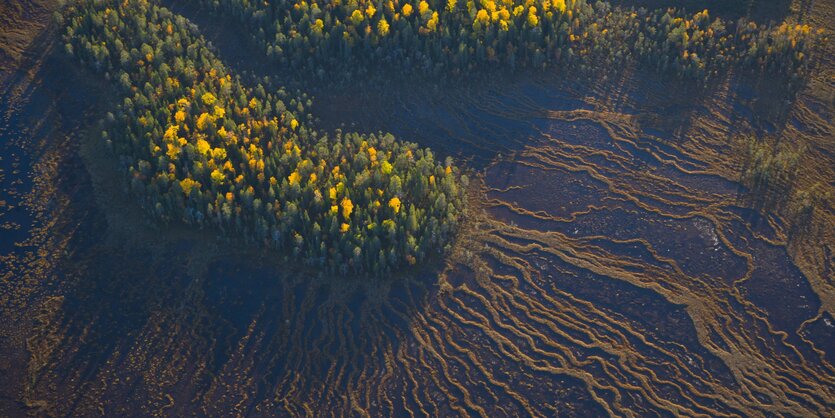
[166,143,180,159]
[418,1,429,15]
[526,6,538,26]
[201,92,217,106]
[210,169,225,184]
[388,196,401,214]
[197,138,211,155]
[180,178,199,196]
[163,125,179,142]
[426,11,439,31]
[350,9,364,25]
[196,112,212,130]
[341,197,354,219]
[475,9,489,26]
[312,18,324,33]
[381,160,393,174]
[378,18,390,36]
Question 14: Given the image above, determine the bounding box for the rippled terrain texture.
[1,1,833,417]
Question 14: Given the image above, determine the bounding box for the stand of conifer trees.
[199,0,823,87]
[65,0,467,276]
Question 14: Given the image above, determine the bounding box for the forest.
[60,0,822,275]
[62,0,821,276]
[64,0,467,276]
[199,0,824,87]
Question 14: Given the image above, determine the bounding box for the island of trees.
[64,0,467,276]
[200,0,823,87]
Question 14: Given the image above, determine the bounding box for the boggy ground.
[1,0,833,417]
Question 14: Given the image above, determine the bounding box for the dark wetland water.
[1,1,834,417]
